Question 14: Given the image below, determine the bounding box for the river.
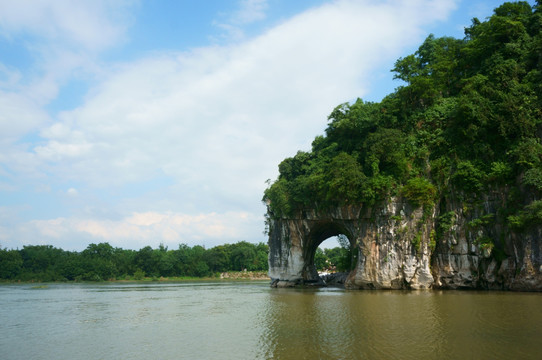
[1,281,541,359]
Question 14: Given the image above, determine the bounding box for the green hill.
[264,1,542,232]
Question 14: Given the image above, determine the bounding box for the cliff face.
[432,188,542,291]
[345,200,434,290]
[267,191,542,291]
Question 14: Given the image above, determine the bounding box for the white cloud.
[0,0,136,99]
[22,211,259,250]
[66,188,78,197]
[0,90,50,140]
[232,0,269,24]
[214,0,270,41]
[0,0,134,51]
[0,0,136,184]
[0,0,137,119]
[0,0,459,250]
[35,0,457,190]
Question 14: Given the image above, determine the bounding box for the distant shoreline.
[0,271,270,284]
[219,271,269,280]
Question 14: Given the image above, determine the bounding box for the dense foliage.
[0,242,268,282]
[0,241,350,282]
[264,2,542,227]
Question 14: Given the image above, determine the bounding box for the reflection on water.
[261,289,443,359]
[1,283,542,360]
[261,288,542,359]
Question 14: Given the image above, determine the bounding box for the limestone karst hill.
[264,2,542,291]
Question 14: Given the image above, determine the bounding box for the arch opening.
[303,222,357,286]
[315,236,350,273]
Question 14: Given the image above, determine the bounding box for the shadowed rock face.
[267,194,542,291]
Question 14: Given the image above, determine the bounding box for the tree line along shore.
[0,241,350,282]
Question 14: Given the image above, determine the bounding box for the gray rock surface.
[267,192,542,291]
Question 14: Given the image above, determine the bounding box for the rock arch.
[303,221,354,272]
[267,202,435,289]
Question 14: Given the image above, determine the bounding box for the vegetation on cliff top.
[263,2,542,227]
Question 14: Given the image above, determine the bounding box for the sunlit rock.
[267,192,542,291]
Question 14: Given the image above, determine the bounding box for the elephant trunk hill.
[264,2,542,291]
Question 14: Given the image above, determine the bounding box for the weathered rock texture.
[267,193,542,291]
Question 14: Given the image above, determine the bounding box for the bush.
[507,200,542,230]
[476,236,494,251]
[452,160,485,193]
[523,167,542,190]
[489,161,512,183]
[401,177,437,207]
[134,269,145,280]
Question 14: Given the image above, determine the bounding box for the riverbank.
[0,271,270,284]
[219,271,269,280]
[128,271,269,282]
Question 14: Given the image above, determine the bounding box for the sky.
[0,0,533,251]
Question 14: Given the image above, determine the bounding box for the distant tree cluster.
[314,235,354,272]
[0,241,269,282]
[0,240,352,282]
[263,1,542,235]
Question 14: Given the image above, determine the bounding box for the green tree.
[314,248,327,271]
[401,177,437,207]
[0,248,23,279]
[134,246,160,278]
[19,245,67,281]
[230,241,257,271]
[254,242,269,271]
[324,152,366,204]
[205,245,231,273]
[80,243,118,281]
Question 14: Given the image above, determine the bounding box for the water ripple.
[1,284,542,359]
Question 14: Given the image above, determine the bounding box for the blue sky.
[0,0,533,251]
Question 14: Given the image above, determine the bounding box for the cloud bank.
[0,0,457,250]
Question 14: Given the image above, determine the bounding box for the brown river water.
[1,281,541,359]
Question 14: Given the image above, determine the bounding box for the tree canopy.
[264,2,542,227]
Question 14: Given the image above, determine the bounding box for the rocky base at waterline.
[270,277,325,288]
[269,272,348,288]
[321,272,348,286]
